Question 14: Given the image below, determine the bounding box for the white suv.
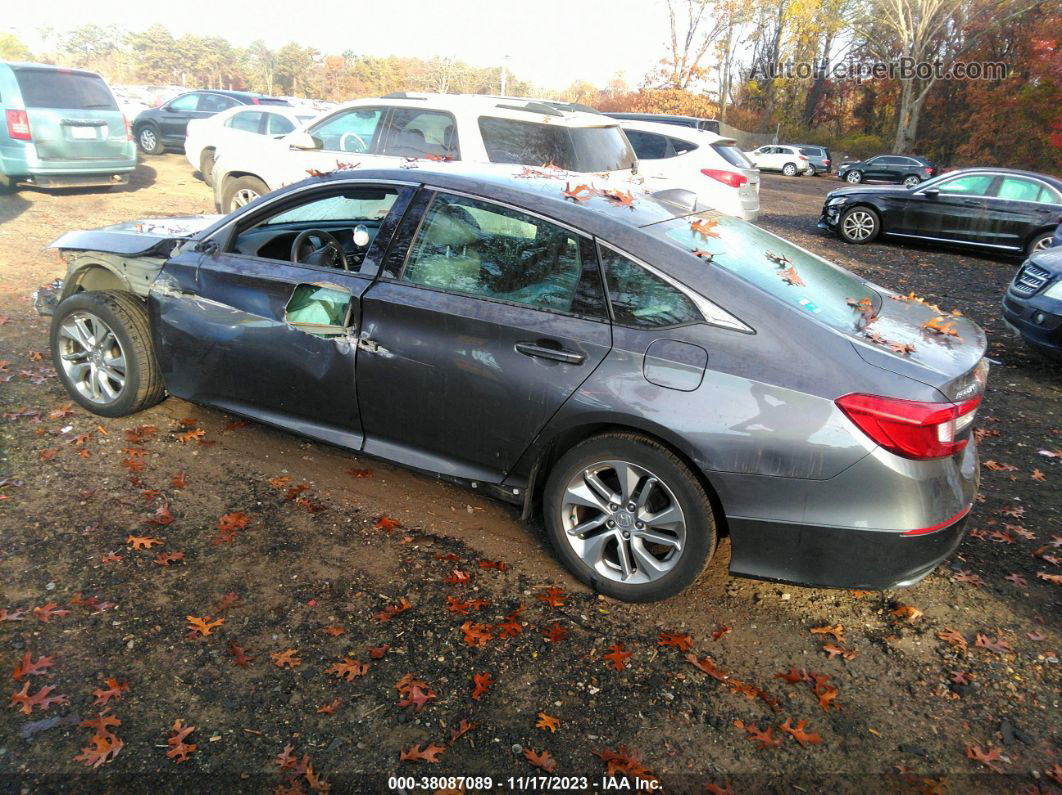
[212,93,637,212]
[745,145,813,176]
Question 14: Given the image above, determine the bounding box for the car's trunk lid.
[14,67,128,162]
[850,291,988,401]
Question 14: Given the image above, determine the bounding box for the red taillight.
[701,168,747,188]
[836,393,981,460]
[251,97,260,105]
[824,159,830,165]
[799,155,808,160]
[6,109,31,141]
[123,116,132,141]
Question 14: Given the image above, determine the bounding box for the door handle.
[962,199,983,206]
[515,341,585,365]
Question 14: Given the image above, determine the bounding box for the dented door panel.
[149,247,371,447]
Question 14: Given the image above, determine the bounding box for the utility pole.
[500,54,510,96]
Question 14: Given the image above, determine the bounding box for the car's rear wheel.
[1027,231,1054,255]
[903,175,921,188]
[783,163,798,176]
[839,206,880,244]
[846,170,863,184]
[544,433,716,602]
[222,175,269,213]
[807,165,818,176]
[50,291,165,418]
[199,148,216,188]
[137,125,164,155]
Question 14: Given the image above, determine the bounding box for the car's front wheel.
[221,175,269,213]
[544,433,716,602]
[136,125,164,155]
[1027,231,1054,255]
[846,170,863,184]
[838,206,880,244]
[50,291,165,418]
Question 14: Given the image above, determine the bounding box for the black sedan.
[132,90,289,155]
[819,168,1062,256]
[838,155,936,188]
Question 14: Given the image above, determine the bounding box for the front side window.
[400,193,605,317]
[380,109,459,159]
[936,174,994,196]
[226,111,263,133]
[478,117,635,172]
[598,246,701,328]
[167,93,200,112]
[309,108,384,153]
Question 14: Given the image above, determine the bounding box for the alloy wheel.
[1033,235,1052,252]
[559,460,686,585]
[139,129,157,151]
[846,171,862,183]
[231,188,260,208]
[903,176,920,188]
[842,210,876,241]
[57,311,127,405]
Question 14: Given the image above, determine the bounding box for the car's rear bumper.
[1001,291,1062,358]
[20,172,131,188]
[727,511,969,589]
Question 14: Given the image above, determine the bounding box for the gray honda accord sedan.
[38,164,988,602]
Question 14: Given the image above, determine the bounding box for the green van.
[1,62,136,190]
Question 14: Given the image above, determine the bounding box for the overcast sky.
[5,0,672,89]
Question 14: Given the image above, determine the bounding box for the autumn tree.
[649,0,729,90]
[0,33,31,62]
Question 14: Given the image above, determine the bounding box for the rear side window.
[799,147,821,157]
[400,193,606,318]
[996,177,1058,203]
[380,109,459,159]
[198,94,239,113]
[712,143,753,169]
[598,246,700,328]
[226,111,263,133]
[646,212,876,333]
[267,114,296,135]
[14,70,117,110]
[625,130,669,160]
[479,117,635,172]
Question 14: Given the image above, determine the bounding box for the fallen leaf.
[890,604,923,622]
[822,643,858,661]
[449,719,477,745]
[745,723,782,749]
[459,621,493,647]
[965,743,1006,773]
[10,682,68,714]
[321,625,346,637]
[271,649,301,669]
[779,717,822,747]
[712,625,732,642]
[368,644,390,659]
[536,586,565,607]
[166,719,196,763]
[374,515,401,533]
[92,678,128,705]
[524,747,558,772]
[127,535,164,550]
[228,643,254,666]
[154,551,185,566]
[400,743,445,763]
[937,628,968,650]
[541,623,568,643]
[145,503,174,526]
[810,624,845,643]
[316,699,341,715]
[375,596,411,622]
[603,643,632,671]
[186,615,224,636]
[973,633,1013,656]
[325,658,369,682]
[657,632,693,652]
[12,652,54,680]
[32,603,70,623]
[471,672,494,701]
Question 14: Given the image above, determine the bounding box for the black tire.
[0,173,17,193]
[543,432,716,602]
[782,162,798,176]
[902,175,921,188]
[1026,231,1054,256]
[807,165,818,176]
[136,124,164,155]
[50,290,165,418]
[846,170,863,184]
[838,205,881,244]
[199,148,216,188]
[221,175,270,213]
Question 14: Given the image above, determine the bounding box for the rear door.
[149,181,416,448]
[355,189,612,483]
[982,176,1062,250]
[12,67,128,165]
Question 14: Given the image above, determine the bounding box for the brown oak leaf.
[166,719,196,763]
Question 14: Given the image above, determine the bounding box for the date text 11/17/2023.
[387,775,662,791]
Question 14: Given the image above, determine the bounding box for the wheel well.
[64,265,128,298]
[526,423,730,538]
[1025,226,1055,248]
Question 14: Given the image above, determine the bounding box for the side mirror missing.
[287,131,320,151]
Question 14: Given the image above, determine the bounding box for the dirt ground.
[0,156,1059,794]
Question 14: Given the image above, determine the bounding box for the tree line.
[3,0,1058,172]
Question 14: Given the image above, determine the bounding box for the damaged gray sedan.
[40,165,988,602]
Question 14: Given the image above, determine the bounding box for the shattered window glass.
[285,284,351,335]
[598,246,700,328]
[400,193,605,318]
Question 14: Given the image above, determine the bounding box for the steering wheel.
[290,229,348,270]
[339,131,368,153]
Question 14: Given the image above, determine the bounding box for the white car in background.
[211,93,637,212]
[620,120,760,221]
[745,145,813,176]
[185,105,318,187]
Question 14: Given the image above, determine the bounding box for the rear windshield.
[14,69,117,111]
[646,212,877,332]
[712,143,754,169]
[479,117,635,172]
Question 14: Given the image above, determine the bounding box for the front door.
[355,190,613,483]
[148,181,415,449]
[159,93,201,143]
[905,173,994,244]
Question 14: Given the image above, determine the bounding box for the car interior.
[230,188,398,269]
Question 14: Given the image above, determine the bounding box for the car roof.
[326,93,620,128]
[605,112,717,124]
[1,61,104,78]
[618,119,736,147]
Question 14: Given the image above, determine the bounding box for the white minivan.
[620,120,760,221]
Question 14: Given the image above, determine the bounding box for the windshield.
[646,212,878,333]
[479,117,635,172]
[15,69,118,111]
